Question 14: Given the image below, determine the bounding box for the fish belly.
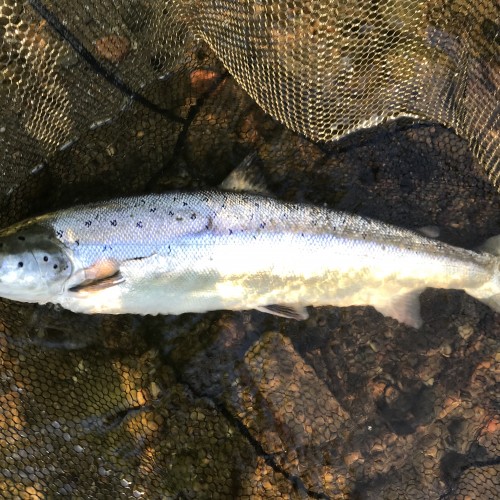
[58,231,489,327]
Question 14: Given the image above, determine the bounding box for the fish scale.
[0,191,498,328]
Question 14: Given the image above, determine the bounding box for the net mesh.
[0,0,498,498]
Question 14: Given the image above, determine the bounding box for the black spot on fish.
[229,229,233,235]
[136,221,143,228]
[56,230,63,238]
[191,213,196,220]
[260,222,266,229]
[95,214,99,220]
[18,236,25,241]
[167,245,171,255]
[85,221,92,227]
[255,203,260,208]
[150,207,156,213]
[53,264,58,269]
[75,240,80,246]
[43,256,48,262]
[173,197,177,202]
[18,262,23,268]
[183,201,188,207]
[168,211,174,216]
[110,220,117,226]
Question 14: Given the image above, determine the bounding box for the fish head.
[0,222,73,303]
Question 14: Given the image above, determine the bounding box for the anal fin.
[373,290,423,328]
[256,304,309,320]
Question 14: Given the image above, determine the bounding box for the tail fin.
[470,235,500,313]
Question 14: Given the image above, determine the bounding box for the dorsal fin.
[220,153,271,195]
[417,225,440,238]
[479,235,500,256]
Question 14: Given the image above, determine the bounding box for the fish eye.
[43,256,48,262]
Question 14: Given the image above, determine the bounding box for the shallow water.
[0,119,498,498]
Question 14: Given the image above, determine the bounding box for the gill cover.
[0,223,72,303]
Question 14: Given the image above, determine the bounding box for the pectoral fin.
[69,270,124,293]
[69,260,124,293]
[256,304,309,320]
[374,290,423,328]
